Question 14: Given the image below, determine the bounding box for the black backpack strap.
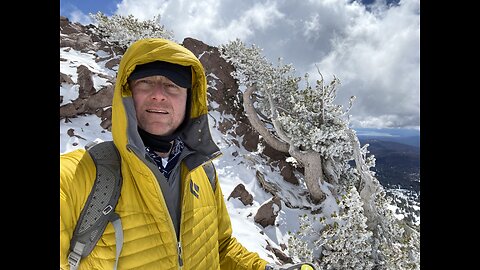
[68,141,123,270]
[202,161,216,192]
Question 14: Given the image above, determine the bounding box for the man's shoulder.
[60,148,89,169]
[60,147,96,193]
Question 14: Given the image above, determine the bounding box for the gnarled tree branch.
[244,84,325,203]
[346,128,381,230]
[243,85,289,153]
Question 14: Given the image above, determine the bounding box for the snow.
[60,83,79,106]
[60,114,112,154]
[95,49,111,58]
[60,47,116,89]
[209,100,220,110]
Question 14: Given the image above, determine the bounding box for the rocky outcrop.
[60,16,96,52]
[60,72,74,85]
[183,37,261,152]
[228,184,253,206]
[265,242,293,264]
[60,16,121,131]
[77,65,96,99]
[254,196,282,228]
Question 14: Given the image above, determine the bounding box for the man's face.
[131,75,188,136]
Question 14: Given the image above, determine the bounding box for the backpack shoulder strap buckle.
[68,251,81,268]
[67,241,85,269]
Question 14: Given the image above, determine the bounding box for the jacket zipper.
[177,241,183,268]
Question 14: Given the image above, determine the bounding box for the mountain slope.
[59,16,420,265]
[60,16,319,264]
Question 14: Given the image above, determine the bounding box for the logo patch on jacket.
[190,180,199,198]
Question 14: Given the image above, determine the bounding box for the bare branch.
[346,128,381,230]
[315,65,325,125]
[276,106,291,115]
[262,86,294,145]
[253,106,272,124]
[250,94,272,123]
[243,85,290,153]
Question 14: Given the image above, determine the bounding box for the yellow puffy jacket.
[60,38,268,270]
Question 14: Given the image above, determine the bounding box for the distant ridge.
[355,127,420,147]
[359,138,420,193]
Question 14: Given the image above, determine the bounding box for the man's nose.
[150,83,168,99]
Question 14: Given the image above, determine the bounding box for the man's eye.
[136,79,154,86]
[165,83,178,88]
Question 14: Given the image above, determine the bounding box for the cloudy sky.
[60,0,420,130]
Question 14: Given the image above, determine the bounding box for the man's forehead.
[132,75,175,82]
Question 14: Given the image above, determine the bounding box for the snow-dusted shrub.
[287,187,375,270]
[90,12,174,49]
[317,186,375,270]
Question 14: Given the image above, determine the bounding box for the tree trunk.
[243,86,289,153]
[346,128,380,230]
[290,146,325,203]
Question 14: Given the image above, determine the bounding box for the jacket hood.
[111,38,220,169]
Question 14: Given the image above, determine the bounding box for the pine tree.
[286,186,375,270]
[318,186,375,270]
[220,39,419,269]
[89,12,174,49]
[370,189,420,270]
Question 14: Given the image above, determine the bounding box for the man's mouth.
[146,109,168,114]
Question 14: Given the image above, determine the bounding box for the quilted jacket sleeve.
[215,177,268,270]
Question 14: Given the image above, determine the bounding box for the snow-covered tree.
[348,130,419,269]
[89,12,174,49]
[287,186,419,270]
[220,39,355,203]
[287,187,375,270]
[317,186,375,270]
[370,189,420,270]
[220,39,419,269]
[287,214,316,264]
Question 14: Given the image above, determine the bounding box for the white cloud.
[62,0,420,129]
[115,0,284,45]
[67,9,94,26]
[307,0,420,128]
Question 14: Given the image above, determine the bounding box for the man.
[60,38,314,270]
